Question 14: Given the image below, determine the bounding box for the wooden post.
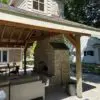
[24,48,27,75]
[76,35,82,98]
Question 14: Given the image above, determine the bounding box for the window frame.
[84,51,87,56]
[2,50,8,63]
[32,0,45,12]
[87,51,94,56]
[0,49,9,64]
[0,50,1,62]
[84,50,94,56]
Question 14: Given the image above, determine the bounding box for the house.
[0,0,100,99]
[72,36,100,64]
[9,0,65,18]
[0,48,23,67]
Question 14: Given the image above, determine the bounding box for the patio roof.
[0,3,100,47]
[0,24,57,47]
[0,4,100,35]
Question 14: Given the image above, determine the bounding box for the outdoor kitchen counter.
[0,74,40,85]
[10,74,40,85]
[0,75,45,100]
[0,81,9,88]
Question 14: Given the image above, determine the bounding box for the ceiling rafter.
[25,30,33,41]
[1,39,23,43]
[28,32,59,43]
[0,42,25,47]
[9,26,16,42]
[1,25,6,41]
[17,28,25,42]
[26,30,45,43]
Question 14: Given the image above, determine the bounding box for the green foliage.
[26,41,37,58]
[64,0,100,28]
[64,0,87,23]
[72,63,100,74]
[30,41,37,55]
[0,0,9,4]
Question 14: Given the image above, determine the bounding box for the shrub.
[0,0,8,4]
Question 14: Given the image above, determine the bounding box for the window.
[0,50,8,63]
[33,0,44,11]
[3,51,7,62]
[0,51,1,62]
[84,51,86,56]
[84,51,94,56]
[87,51,94,56]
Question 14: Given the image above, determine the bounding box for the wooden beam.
[28,32,60,43]
[75,35,82,98]
[65,34,76,47]
[65,33,83,98]
[1,25,6,40]
[1,39,23,43]
[9,27,15,42]
[17,28,25,42]
[24,48,27,75]
[0,20,90,36]
[25,30,33,42]
[0,42,25,47]
[24,42,28,74]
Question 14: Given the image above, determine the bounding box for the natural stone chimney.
[34,35,70,85]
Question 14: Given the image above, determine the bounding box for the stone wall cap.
[50,42,69,50]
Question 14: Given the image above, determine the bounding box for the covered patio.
[0,3,100,100]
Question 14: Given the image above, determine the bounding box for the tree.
[64,0,87,23]
[0,0,9,4]
[64,0,100,28]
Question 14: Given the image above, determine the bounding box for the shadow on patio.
[82,82,96,92]
[45,81,96,100]
[45,85,69,100]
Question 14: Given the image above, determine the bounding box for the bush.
[71,63,100,75]
[0,0,8,4]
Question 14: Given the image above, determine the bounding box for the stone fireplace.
[34,35,70,85]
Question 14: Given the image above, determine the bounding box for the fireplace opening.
[38,61,48,74]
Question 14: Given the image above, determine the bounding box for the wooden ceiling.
[0,24,59,48]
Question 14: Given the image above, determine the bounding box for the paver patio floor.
[45,73,100,100]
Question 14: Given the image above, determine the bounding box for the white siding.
[81,36,95,63]
[72,36,100,64]
[51,0,64,18]
[14,0,64,17]
[27,0,32,11]
[0,48,22,67]
[14,0,27,10]
[46,0,52,16]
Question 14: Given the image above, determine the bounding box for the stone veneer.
[34,35,70,85]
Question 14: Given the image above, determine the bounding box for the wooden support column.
[64,34,82,98]
[24,48,27,74]
[24,43,28,75]
[75,35,82,98]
